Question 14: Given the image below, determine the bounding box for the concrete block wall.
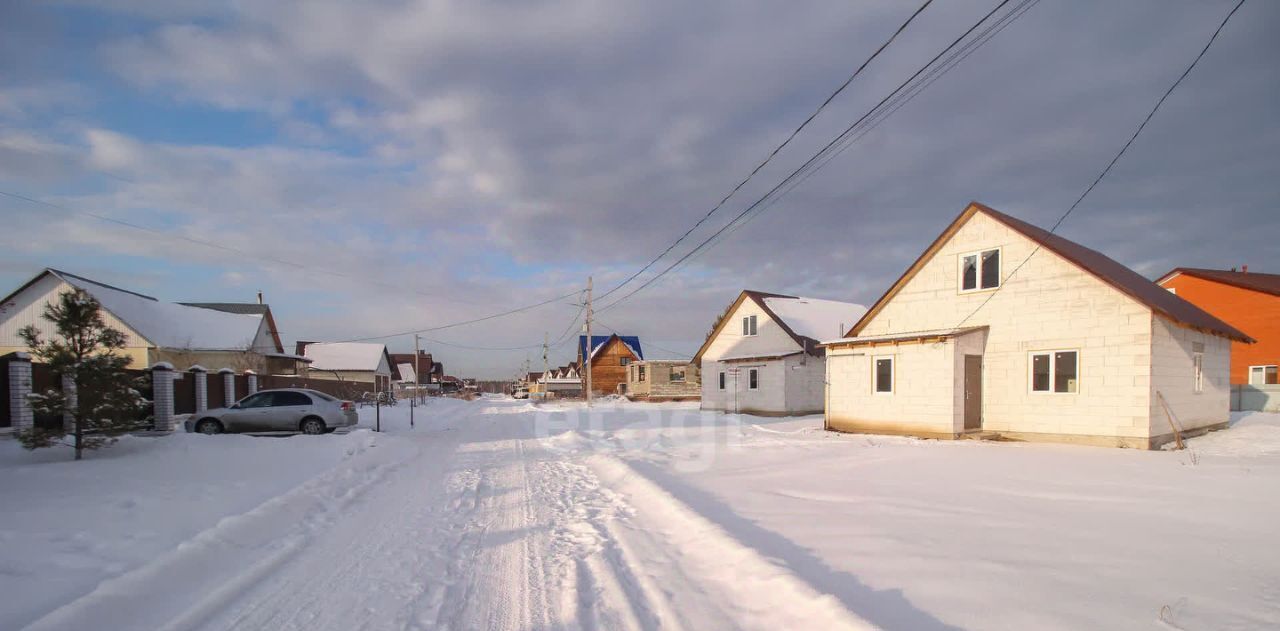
[828,341,957,435]
[1150,317,1231,435]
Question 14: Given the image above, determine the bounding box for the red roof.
[1157,267,1280,298]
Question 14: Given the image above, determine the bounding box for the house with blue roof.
[578,334,643,396]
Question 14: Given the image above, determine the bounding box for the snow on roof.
[53,270,267,351]
[397,363,417,382]
[303,342,388,372]
[761,296,867,342]
[579,335,644,361]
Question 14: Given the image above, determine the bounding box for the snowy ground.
[2,397,1277,630]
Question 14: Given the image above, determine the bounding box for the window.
[748,368,759,390]
[1250,365,1279,385]
[742,314,758,336]
[670,366,686,382]
[960,248,1001,292]
[873,356,894,394]
[237,392,273,408]
[1193,352,1204,394]
[638,366,646,382]
[1030,350,1079,393]
[718,372,726,390]
[620,357,632,366]
[273,391,312,407]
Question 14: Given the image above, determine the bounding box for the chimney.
[257,290,264,304]
[1242,264,1248,274]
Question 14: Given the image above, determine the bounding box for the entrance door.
[963,354,983,430]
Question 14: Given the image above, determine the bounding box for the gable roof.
[579,334,643,362]
[1157,267,1280,298]
[302,342,391,373]
[2,269,271,350]
[692,290,867,362]
[180,302,284,353]
[847,202,1252,343]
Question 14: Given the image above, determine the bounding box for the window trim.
[958,247,1002,294]
[1028,349,1080,394]
[742,314,758,337]
[718,371,726,390]
[872,355,894,395]
[1249,365,1278,386]
[747,367,759,390]
[669,366,685,382]
[1193,352,1204,394]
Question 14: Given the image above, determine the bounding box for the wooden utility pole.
[542,331,549,400]
[585,276,593,407]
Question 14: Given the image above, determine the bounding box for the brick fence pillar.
[220,368,236,406]
[151,363,175,432]
[190,365,208,412]
[61,372,77,433]
[9,353,33,432]
[245,371,258,396]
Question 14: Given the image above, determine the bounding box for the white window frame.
[718,371,726,390]
[872,355,894,395]
[742,314,758,337]
[1193,352,1204,394]
[1249,365,1278,386]
[1028,349,1080,394]
[748,367,759,390]
[958,247,1002,294]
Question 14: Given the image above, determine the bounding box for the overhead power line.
[599,0,1033,312]
[594,0,937,302]
[1,188,591,338]
[952,0,1248,332]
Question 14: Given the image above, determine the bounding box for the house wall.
[150,349,269,373]
[845,211,1157,444]
[1149,317,1231,442]
[701,297,803,363]
[583,337,639,396]
[628,361,701,400]
[827,339,959,437]
[1157,274,1279,384]
[700,358,791,415]
[0,275,153,368]
[782,353,825,414]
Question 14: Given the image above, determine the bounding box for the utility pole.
[412,334,421,427]
[585,276,593,407]
[542,331,549,401]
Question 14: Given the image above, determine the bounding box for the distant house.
[626,360,701,401]
[0,268,277,370]
[825,202,1250,450]
[695,290,866,416]
[389,351,437,384]
[1157,267,1279,386]
[578,334,643,396]
[178,301,307,374]
[298,341,394,392]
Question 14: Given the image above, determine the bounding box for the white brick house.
[824,202,1252,449]
[695,290,865,416]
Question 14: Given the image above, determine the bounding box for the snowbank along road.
[6,397,1279,630]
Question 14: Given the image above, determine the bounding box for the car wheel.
[195,419,224,435]
[300,417,326,435]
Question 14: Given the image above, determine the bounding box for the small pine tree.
[17,289,149,460]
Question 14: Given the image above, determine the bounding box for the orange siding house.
[1157,268,1279,385]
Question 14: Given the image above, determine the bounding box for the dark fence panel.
[207,373,227,409]
[259,375,363,401]
[124,368,155,428]
[174,372,196,415]
[0,355,11,428]
[30,362,62,430]
[233,374,249,401]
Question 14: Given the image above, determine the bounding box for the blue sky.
[2,0,1278,378]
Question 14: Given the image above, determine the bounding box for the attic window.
[742,314,758,336]
[960,248,1001,292]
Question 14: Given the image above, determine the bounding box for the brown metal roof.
[1158,267,1280,298]
[848,202,1253,343]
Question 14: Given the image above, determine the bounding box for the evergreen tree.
[17,289,149,460]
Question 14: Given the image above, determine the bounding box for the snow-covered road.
[6,397,1279,630]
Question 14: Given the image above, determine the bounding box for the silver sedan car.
[184,388,358,435]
